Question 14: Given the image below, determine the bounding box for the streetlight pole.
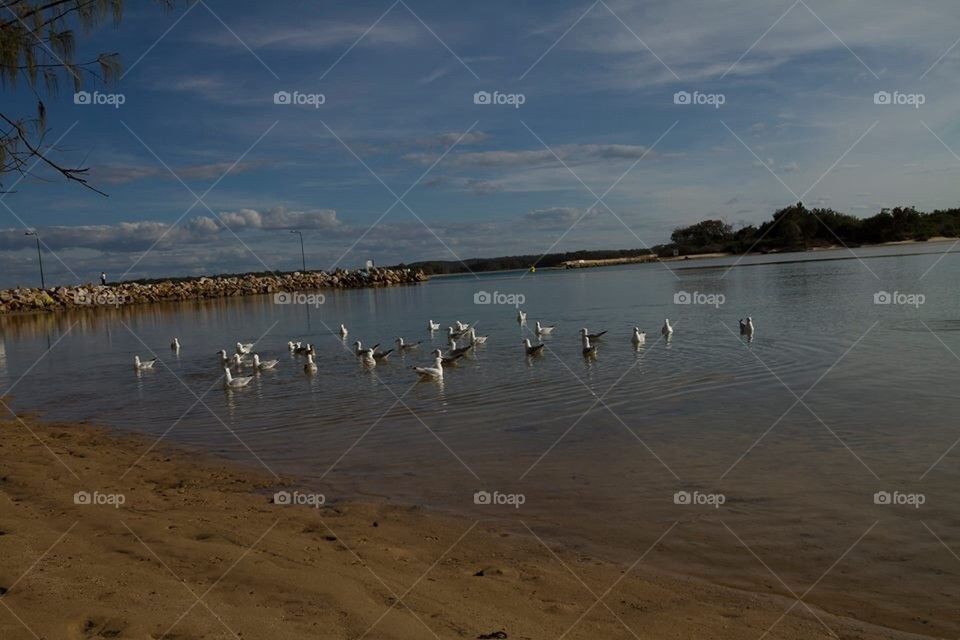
[290,230,306,272]
[24,231,45,289]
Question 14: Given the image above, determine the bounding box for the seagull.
[373,346,394,362]
[449,339,473,357]
[536,320,555,336]
[232,353,244,368]
[447,326,467,342]
[396,337,422,351]
[582,335,597,357]
[661,319,673,337]
[432,348,464,367]
[739,317,755,336]
[428,319,440,332]
[287,341,299,352]
[253,354,278,370]
[339,324,348,339]
[354,340,379,358]
[217,349,230,366]
[413,355,444,380]
[236,342,254,355]
[294,343,314,356]
[632,327,646,346]
[133,355,156,370]
[359,351,377,368]
[580,328,607,341]
[468,328,488,345]
[523,338,545,356]
[517,309,527,325]
[223,366,253,388]
[170,337,181,351]
[455,320,470,331]
[304,353,317,374]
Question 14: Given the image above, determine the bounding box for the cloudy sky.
[2,0,959,287]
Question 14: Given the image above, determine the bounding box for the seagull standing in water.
[632,327,646,347]
[413,355,444,380]
[224,366,253,388]
[523,338,545,356]
[396,337,422,351]
[170,337,180,351]
[253,354,278,370]
[133,355,156,370]
[536,320,555,336]
[661,319,673,337]
[581,333,597,357]
[432,348,464,366]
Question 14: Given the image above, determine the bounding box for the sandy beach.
[0,415,942,640]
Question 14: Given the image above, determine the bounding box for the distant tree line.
[662,202,960,257]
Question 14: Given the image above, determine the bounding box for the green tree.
[1,0,175,194]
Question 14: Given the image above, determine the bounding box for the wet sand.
[0,416,944,639]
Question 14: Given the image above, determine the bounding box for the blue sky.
[2,0,959,287]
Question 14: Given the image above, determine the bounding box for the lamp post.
[290,230,306,272]
[24,231,45,289]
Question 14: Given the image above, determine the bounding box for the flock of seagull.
[132,310,756,388]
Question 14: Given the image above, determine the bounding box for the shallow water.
[4,242,960,635]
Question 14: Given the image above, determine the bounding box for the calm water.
[4,243,960,634]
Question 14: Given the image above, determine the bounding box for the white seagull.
[468,328,488,345]
[661,319,673,337]
[287,341,299,352]
[253,354,278,370]
[428,319,440,332]
[170,337,180,351]
[517,309,527,325]
[396,337,422,351]
[455,320,471,331]
[224,366,253,388]
[582,335,597,357]
[232,353,244,368]
[339,324,348,339]
[432,348,464,366]
[449,339,473,357]
[413,355,444,380]
[536,320,555,336]
[133,355,156,370]
[304,353,318,374]
[523,338,545,356]
[632,327,647,347]
[236,342,254,355]
[217,349,230,366]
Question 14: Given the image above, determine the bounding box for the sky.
[2,0,959,287]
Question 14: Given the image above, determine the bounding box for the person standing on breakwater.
[100,272,107,286]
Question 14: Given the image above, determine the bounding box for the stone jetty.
[0,267,427,315]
